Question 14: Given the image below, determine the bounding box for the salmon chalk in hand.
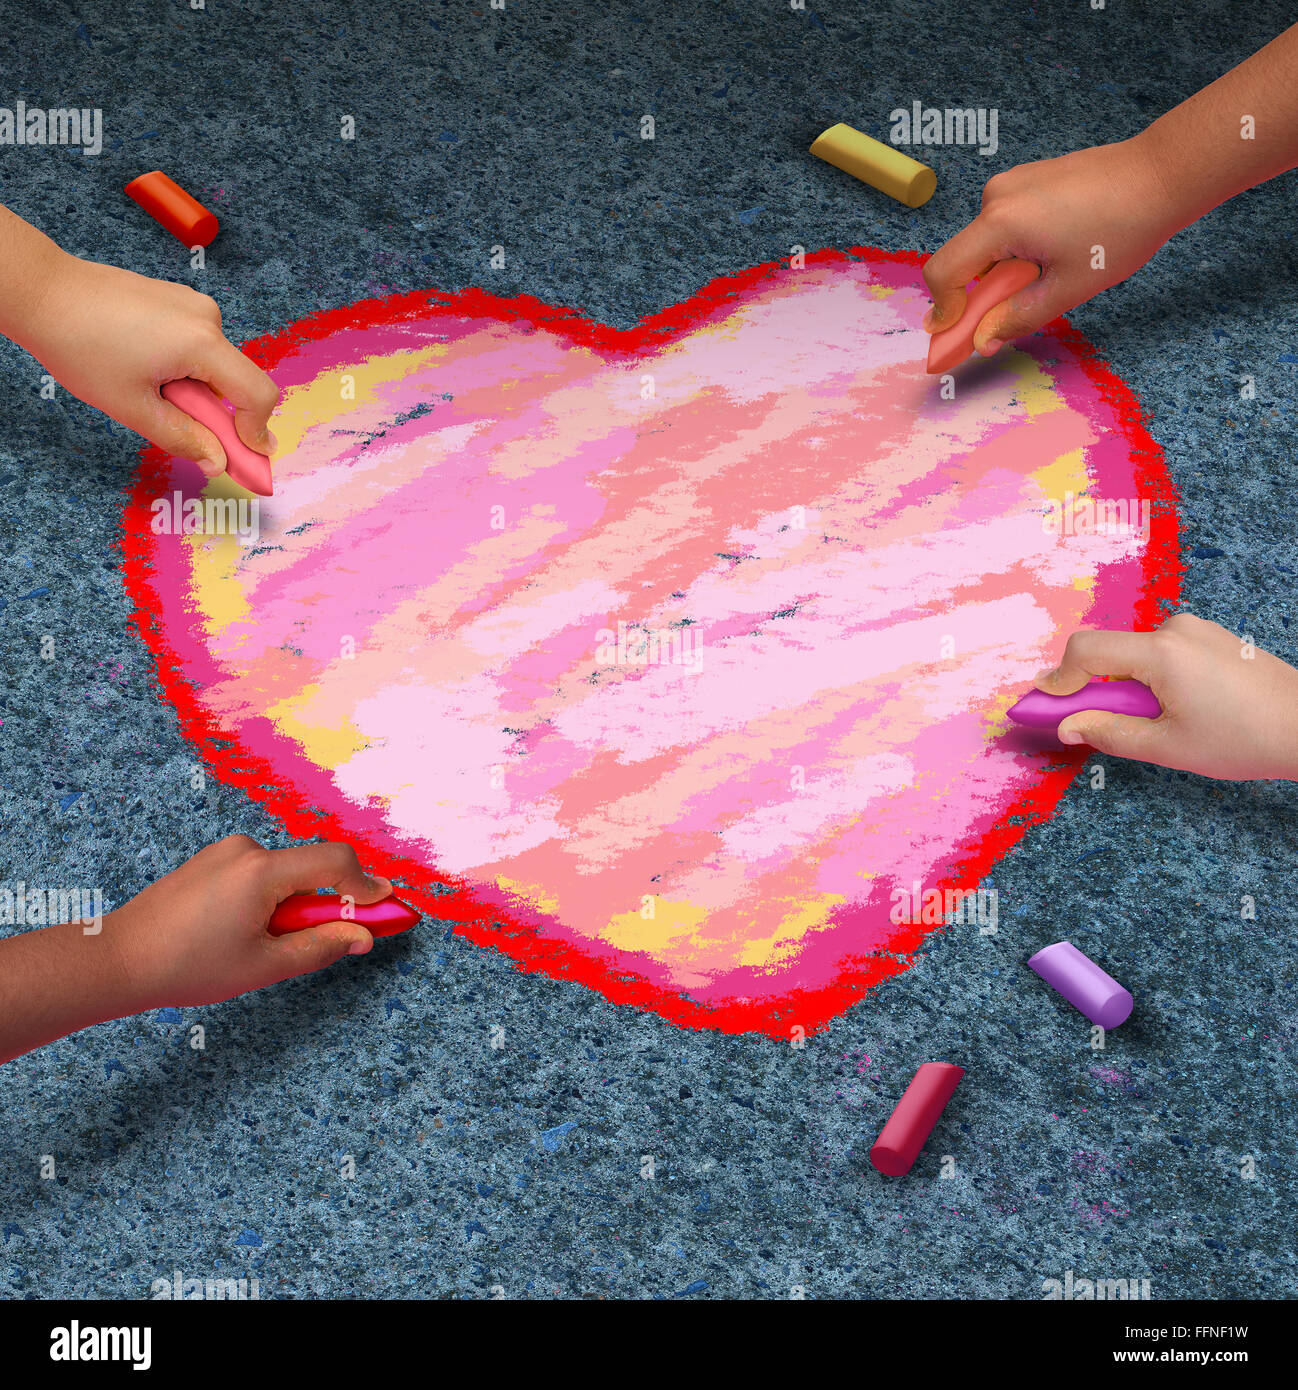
[926,258,1039,374]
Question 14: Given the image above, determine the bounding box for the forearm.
[0,202,73,351]
[1135,22,1298,227]
[0,915,138,1065]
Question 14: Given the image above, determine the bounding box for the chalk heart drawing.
[124,249,1179,1036]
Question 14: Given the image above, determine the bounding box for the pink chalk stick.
[925,259,1040,374]
[160,377,274,496]
[1008,677,1162,730]
[267,893,420,938]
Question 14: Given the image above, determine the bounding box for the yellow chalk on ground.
[810,122,936,208]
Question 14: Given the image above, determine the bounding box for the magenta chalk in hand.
[268,893,419,938]
[1008,677,1161,730]
[1028,941,1132,1029]
[160,377,274,496]
[869,1061,964,1177]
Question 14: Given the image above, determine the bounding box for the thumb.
[266,922,374,981]
[148,394,228,479]
[1057,711,1165,763]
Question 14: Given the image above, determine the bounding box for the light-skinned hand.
[21,256,279,479]
[1037,614,1298,781]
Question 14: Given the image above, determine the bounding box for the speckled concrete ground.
[1,0,1295,1300]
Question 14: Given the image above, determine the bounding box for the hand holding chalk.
[1018,618,1298,779]
[925,259,1039,373]
[922,142,1183,363]
[0,245,279,475]
[161,378,274,496]
[76,840,389,1021]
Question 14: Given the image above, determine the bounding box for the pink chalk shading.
[124,250,1180,1031]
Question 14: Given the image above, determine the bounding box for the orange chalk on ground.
[810,122,936,208]
[125,170,219,247]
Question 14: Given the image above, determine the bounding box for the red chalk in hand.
[869,1061,964,1177]
[1008,677,1161,730]
[926,258,1039,374]
[268,893,420,938]
[125,170,219,248]
[160,378,274,496]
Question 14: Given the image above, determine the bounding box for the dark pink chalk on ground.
[1028,941,1133,1029]
[1007,677,1161,730]
[869,1061,965,1177]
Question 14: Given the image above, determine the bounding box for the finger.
[147,392,228,478]
[922,217,1004,332]
[263,841,392,907]
[194,339,280,456]
[1057,711,1168,764]
[1038,630,1158,695]
[972,277,1068,356]
[265,922,374,980]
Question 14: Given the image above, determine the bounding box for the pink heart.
[124,249,1180,1036]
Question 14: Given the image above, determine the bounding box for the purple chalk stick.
[1028,941,1133,1029]
[1008,678,1161,730]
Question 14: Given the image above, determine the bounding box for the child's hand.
[0,837,393,1064]
[18,253,278,479]
[922,137,1179,356]
[1036,614,1298,780]
[107,837,389,1010]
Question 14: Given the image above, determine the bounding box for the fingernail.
[1035,667,1058,686]
[981,338,1005,357]
[1059,730,1084,746]
[262,431,278,455]
[197,457,221,478]
[348,938,371,955]
[922,307,940,331]
[368,874,393,897]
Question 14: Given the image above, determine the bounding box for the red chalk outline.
[120,247,1182,1037]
